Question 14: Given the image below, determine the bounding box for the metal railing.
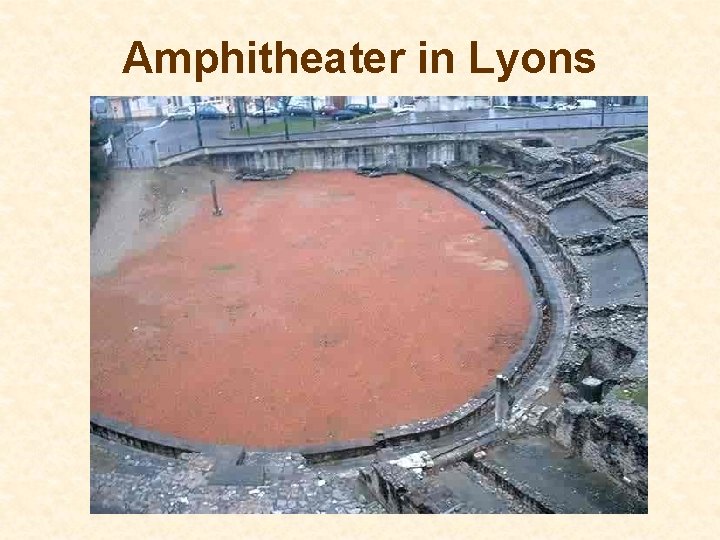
[108,109,648,169]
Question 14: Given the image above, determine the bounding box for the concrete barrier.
[156,127,647,171]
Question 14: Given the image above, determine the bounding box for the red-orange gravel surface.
[91,170,532,447]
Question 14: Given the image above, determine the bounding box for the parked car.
[197,104,227,119]
[330,109,360,121]
[286,105,313,117]
[249,106,280,117]
[392,103,415,114]
[167,106,194,120]
[345,103,373,115]
[318,104,338,115]
[575,99,597,109]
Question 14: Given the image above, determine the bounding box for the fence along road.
[110,109,648,169]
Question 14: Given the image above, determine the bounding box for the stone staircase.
[359,435,647,514]
[536,163,631,202]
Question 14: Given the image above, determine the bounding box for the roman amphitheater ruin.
[91,127,648,513]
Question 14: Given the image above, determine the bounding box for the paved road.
[113,107,647,167]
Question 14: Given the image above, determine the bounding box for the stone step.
[492,178,551,215]
[472,435,647,514]
[538,163,630,202]
[433,463,526,513]
[538,173,602,201]
[359,460,524,514]
[91,434,176,477]
[480,185,538,226]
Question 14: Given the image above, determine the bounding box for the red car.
[318,104,338,115]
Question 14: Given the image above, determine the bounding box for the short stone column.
[580,376,603,403]
[495,374,511,428]
[149,139,160,167]
[210,178,223,216]
[385,152,398,174]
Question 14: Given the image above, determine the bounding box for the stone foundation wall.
[603,145,648,171]
[548,401,648,499]
[173,139,481,172]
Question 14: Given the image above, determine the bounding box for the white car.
[249,106,280,117]
[392,104,415,114]
[575,99,597,109]
[167,106,194,120]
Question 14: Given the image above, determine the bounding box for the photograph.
[90,95,648,514]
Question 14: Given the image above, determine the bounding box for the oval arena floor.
[91,170,532,447]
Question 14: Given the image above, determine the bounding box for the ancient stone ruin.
[91,130,648,514]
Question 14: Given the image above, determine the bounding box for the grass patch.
[612,381,648,408]
[469,163,508,177]
[345,111,394,124]
[210,263,237,272]
[618,137,648,155]
[90,167,108,232]
[508,106,545,113]
[229,118,330,137]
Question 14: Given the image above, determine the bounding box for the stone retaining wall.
[604,145,648,171]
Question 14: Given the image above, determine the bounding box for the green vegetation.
[618,137,648,155]
[508,106,545,113]
[229,118,329,138]
[228,111,393,137]
[346,111,394,124]
[91,190,101,231]
[90,149,109,183]
[469,163,508,177]
[612,380,648,408]
[90,123,111,231]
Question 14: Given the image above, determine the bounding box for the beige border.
[1,0,718,536]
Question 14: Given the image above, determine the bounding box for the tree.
[90,121,110,231]
[277,96,293,141]
[233,96,245,129]
[310,96,316,130]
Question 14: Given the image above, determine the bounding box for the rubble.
[233,167,295,181]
